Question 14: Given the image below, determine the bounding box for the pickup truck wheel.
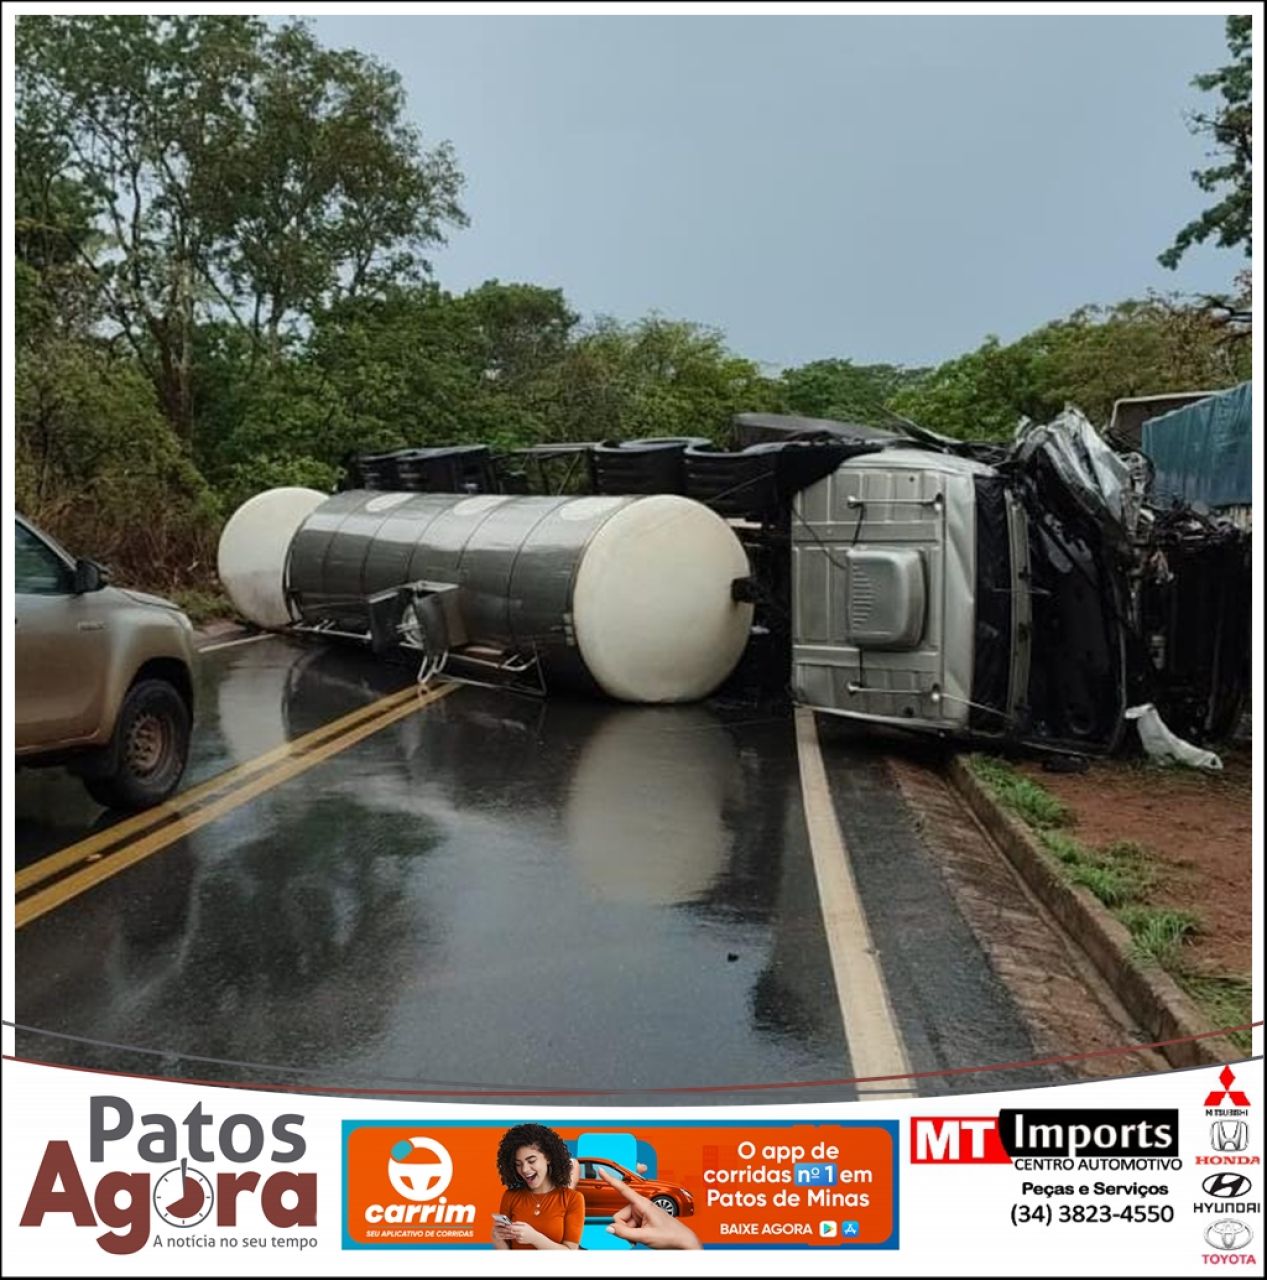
[83,679,191,811]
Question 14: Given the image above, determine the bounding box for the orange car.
[574,1157,695,1219]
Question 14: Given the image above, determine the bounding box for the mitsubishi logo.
[1206,1066,1251,1108]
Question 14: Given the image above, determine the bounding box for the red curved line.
[4,1020,1259,1098]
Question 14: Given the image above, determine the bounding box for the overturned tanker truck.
[217,410,1249,756]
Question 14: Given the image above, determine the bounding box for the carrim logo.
[1203,1173,1253,1200]
[361,1132,476,1229]
[1203,1220,1253,1252]
[1211,1122,1251,1154]
[386,1137,454,1202]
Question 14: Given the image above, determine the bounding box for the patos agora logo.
[19,1097,316,1255]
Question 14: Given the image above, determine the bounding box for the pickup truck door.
[14,520,109,749]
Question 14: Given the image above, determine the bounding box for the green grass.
[1117,906,1200,968]
[1037,830,1083,863]
[1069,864,1140,909]
[1038,832,1154,908]
[1175,973,1254,1055]
[971,755,1152,909]
[969,754,1251,1056]
[968,755,1073,829]
[169,586,238,627]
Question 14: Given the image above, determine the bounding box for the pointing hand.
[597,1166,701,1250]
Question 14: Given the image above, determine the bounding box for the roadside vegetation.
[168,587,239,628]
[967,754,1252,1052]
[15,15,1251,606]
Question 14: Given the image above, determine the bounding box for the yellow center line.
[15,684,423,895]
[16,682,457,929]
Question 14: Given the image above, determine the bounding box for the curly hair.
[496,1124,574,1191]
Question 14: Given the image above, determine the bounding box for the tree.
[16,15,466,441]
[16,339,219,588]
[1032,297,1250,422]
[14,122,102,343]
[888,296,1253,440]
[533,316,779,444]
[195,285,472,505]
[194,283,566,507]
[888,335,1043,440]
[202,22,467,351]
[460,280,579,388]
[776,357,927,428]
[454,281,582,439]
[1159,16,1252,269]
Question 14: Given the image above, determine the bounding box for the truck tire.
[83,679,191,811]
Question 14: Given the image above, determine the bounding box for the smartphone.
[492,1213,512,1226]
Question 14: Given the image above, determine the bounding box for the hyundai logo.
[1204,1220,1253,1252]
[1203,1173,1252,1199]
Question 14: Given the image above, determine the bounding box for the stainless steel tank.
[218,487,754,703]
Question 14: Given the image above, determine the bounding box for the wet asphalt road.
[13,635,1090,1103]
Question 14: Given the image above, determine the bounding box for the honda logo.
[1203,1173,1253,1199]
[1211,1121,1251,1152]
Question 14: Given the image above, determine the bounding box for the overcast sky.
[308,13,1241,371]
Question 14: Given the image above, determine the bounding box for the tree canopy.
[16,15,466,440]
[1159,15,1252,269]
[775,358,927,428]
[890,297,1251,440]
[12,14,1252,606]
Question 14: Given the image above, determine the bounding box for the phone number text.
[1010,1204,1175,1226]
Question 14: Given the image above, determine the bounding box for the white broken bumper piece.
[1124,703,1223,771]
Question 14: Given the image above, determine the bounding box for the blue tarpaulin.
[1142,381,1252,509]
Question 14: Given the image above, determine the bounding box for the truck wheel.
[83,679,191,811]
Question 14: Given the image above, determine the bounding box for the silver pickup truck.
[15,515,198,810]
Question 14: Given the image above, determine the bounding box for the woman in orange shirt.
[491,1123,584,1251]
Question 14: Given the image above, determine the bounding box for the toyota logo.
[1203,1173,1252,1199]
[1204,1220,1253,1252]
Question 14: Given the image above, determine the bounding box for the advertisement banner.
[343,1120,897,1249]
[3,1056,1263,1275]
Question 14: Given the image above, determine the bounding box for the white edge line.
[197,632,271,653]
[795,705,916,1098]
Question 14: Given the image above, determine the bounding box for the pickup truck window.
[15,521,72,595]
